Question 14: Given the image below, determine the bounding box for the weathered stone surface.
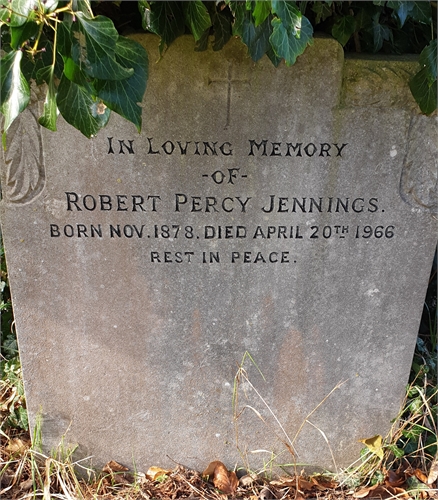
[1,36,436,473]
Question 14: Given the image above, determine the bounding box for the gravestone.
[1,36,437,473]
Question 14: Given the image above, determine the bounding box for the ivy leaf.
[370,12,391,52]
[410,1,432,24]
[242,14,272,62]
[387,1,414,27]
[211,8,232,51]
[270,15,313,66]
[386,444,405,458]
[252,1,271,27]
[409,67,437,115]
[10,21,39,49]
[139,1,185,55]
[230,1,246,36]
[0,50,30,137]
[38,66,58,131]
[0,0,37,27]
[71,0,93,16]
[271,1,301,35]
[194,29,210,51]
[312,2,333,24]
[183,1,211,42]
[61,57,94,92]
[358,435,384,459]
[332,15,356,47]
[57,74,109,138]
[57,22,72,58]
[71,13,134,80]
[355,7,372,31]
[20,37,54,83]
[97,37,148,132]
[419,39,437,83]
[0,0,57,27]
[266,45,282,67]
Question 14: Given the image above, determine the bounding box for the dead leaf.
[411,468,428,484]
[359,434,384,459]
[310,476,337,490]
[239,474,255,487]
[269,478,294,487]
[6,437,29,454]
[353,483,410,499]
[428,452,438,485]
[353,486,374,498]
[19,479,34,491]
[259,486,277,500]
[102,460,129,474]
[385,469,405,487]
[146,466,171,481]
[297,477,315,492]
[101,460,132,485]
[203,460,221,477]
[203,460,238,495]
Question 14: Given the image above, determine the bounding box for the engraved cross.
[207,62,250,130]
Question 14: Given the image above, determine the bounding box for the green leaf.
[386,444,404,458]
[17,406,28,431]
[230,1,246,36]
[252,1,271,27]
[21,38,58,84]
[0,0,37,27]
[312,2,332,24]
[266,45,282,67]
[332,15,356,47]
[409,66,437,115]
[271,1,301,35]
[71,13,134,80]
[10,20,39,49]
[194,29,210,51]
[0,0,57,27]
[419,39,437,82]
[387,1,415,27]
[0,50,30,135]
[211,8,232,51]
[355,7,372,31]
[97,37,148,132]
[269,14,313,66]
[59,57,94,95]
[56,74,109,138]
[183,1,211,42]
[139,1,185,55]
[401,423,425,439]
[410,1,432,24]
[57,22,72,58]
[370,13,391,52]
[38,67,57,131]
[71,0,93,16]
[242,14,272,62]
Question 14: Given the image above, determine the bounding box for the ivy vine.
[0,1,436,142]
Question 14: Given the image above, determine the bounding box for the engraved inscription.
[42,135,401,265]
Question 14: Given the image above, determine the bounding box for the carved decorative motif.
[2,100,45,204]
[400,116,438,214]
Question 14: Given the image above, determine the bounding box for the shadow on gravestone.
[0,36,437,473]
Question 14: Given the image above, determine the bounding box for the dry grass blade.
[305,420,338,473]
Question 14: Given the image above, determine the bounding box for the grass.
[1,256,437,498]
